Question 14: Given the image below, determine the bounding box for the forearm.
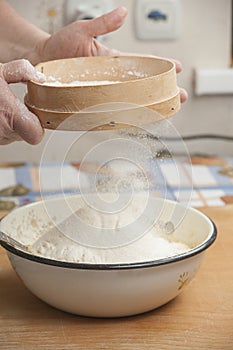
[0,0,50,64]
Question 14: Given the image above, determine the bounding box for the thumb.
[0,59,45,84]
[82,6,128,37]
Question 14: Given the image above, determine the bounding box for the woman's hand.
[35,7,128,62]
[35,6,187,103]
[0,59,45,145]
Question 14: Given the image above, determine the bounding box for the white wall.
[2,0,233,162]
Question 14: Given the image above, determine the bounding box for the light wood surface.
[25,93,180,131]
[0,205,233,350]
[25,56,180,131]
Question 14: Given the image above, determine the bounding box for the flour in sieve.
[41,67,148,86]
[42,77,121,86]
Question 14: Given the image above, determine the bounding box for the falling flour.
[22,127,190,264]
[22,82,189,263]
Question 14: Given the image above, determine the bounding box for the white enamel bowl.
[0,196,216,318]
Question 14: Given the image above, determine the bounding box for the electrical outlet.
[135,0,181,40]
[64,0,115,24]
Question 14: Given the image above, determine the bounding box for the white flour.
[30,199,190,264]
[25,129,190,264]
[41,68,148,86]
[23,92,189,263]
[42,78,121,86]
[32,227,189,264]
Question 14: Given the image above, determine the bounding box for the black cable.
[164,134,233,142]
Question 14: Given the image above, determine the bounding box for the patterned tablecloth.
[0,156,233,210]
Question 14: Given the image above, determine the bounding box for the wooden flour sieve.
[25,56,180,131]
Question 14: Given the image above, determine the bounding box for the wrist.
[24,33,51,66]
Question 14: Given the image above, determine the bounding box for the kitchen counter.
[0,204,233,350]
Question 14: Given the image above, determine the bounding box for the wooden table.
[0,206,233,350]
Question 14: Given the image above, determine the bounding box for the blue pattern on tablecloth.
[0,158,233,208]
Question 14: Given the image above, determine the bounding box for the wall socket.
[135,0,181,40]
[64,0,115,24]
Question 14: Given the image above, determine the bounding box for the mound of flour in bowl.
[30,199,190,264]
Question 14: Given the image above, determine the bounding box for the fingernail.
[117,6,128,17]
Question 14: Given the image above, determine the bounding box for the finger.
[82,6,128,37]
[172,59,182,73]
[180,88,188,103]
[13,99,44,145]
[0,59,45,84]
[0,78,44,145]
[0,78,22,144]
